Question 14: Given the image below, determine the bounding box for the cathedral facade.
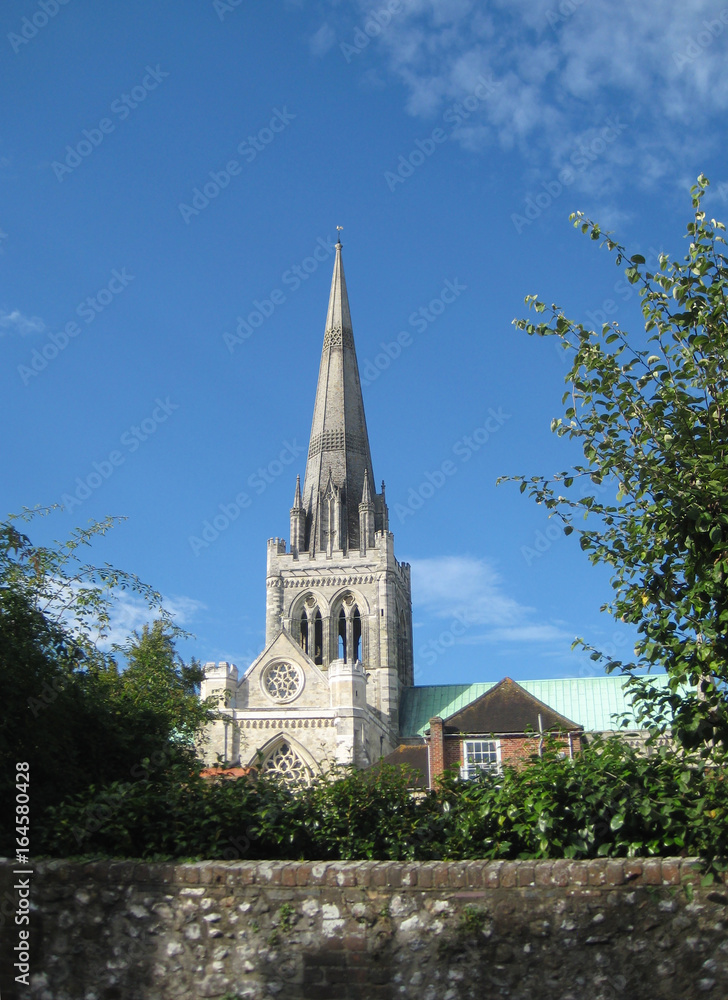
[200,241,414,781]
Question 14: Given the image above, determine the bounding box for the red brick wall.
[442,732,583,777]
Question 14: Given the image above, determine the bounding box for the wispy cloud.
[98,592,207,650]
[309,23,336,56]
[0,309,45,336]
[43,578,206,652]
[410,554,571,647]
[411,554,524,626]
[321,0,728,197]
[488,624,571,643]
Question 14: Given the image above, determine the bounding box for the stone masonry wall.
[1,858,727,1000]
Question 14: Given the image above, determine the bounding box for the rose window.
[262,742,308,784]
[263,662,302,702]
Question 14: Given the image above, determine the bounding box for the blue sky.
[2,0,727,686]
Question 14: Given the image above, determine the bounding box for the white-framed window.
[461,739,501,779]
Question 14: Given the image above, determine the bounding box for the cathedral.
[200,241,659,786]
[200,239,414,780]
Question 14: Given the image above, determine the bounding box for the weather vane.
[336,225,343,244]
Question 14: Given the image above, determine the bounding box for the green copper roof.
[399,675,673,738]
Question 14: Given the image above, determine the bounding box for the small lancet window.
[353,607,361,662]
[313,609,323,665]
[338,608,347,661]
[299,612,308,655]
[397,610,408,684]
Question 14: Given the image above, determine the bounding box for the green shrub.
[37,738,728,863]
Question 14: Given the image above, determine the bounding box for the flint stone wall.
[2,857,728,1000]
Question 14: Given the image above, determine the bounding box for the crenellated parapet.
[200,661,239,708]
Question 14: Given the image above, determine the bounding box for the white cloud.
[487,624,572,644]
[98,592,207,649]
[41,578,206,652]
[0,309,45,336]
[309,23,337,56]
[410,554,524,626]
[410,554,570,647]
[337,0,728,193]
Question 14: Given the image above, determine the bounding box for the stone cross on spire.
[301,239,378,553]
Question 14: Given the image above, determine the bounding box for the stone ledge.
[8,856,713,890]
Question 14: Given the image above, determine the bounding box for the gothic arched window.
[261,741,309,784]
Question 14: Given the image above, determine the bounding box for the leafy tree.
[502,175,728,752]
[116,621,209,767]
[0,510,214,851]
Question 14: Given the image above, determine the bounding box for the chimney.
[428,716,445,783]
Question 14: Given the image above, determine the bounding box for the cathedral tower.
[202,240,413,777]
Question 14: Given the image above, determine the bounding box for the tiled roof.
[399,675,673,738]
[374,744,429,788]
[446,677,582,734]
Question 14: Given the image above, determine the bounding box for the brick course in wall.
[1,858,727,1000]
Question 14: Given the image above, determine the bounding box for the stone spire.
[361,467,372,504]
[358,468,375,554]
[290,475,306,556]
[301,240,377,553]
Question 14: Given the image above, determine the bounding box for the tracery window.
[296,598,323,664]
[261,742,308,784]
[263,662,302,702]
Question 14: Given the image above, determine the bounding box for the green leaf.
[609,813,625,832]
